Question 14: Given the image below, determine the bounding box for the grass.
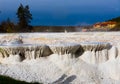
[0,75,41,84]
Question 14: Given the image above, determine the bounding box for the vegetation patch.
[0,75,40,84]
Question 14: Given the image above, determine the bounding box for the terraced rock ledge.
[0,32,120,84]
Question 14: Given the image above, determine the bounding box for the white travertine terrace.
[78,42,112,64]
[80,42,111,51]
[49,42,80,55]
[0,44,52,61]
[0,32,120,84]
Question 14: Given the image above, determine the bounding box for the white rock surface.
[0,32,120,84]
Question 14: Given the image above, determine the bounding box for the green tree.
[16,4,32,29]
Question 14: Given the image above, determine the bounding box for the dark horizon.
[0,0,120,26]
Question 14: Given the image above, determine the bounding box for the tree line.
[0,4,33,33]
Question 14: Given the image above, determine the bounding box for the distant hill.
[108,16,120,31]
[109,16,120,23]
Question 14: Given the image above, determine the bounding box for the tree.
[16,4,32,29]
[0,18,15,32]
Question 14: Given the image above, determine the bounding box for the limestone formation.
[0,44,52,61]
[80,42,111,51]
[79,42,112,64]
[0,33,120,84]
[49,42,80,55]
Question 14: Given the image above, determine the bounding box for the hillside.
[109,16,120,31]
[109,16,120,22]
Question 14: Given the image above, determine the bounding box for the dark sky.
[0,0,120,26]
